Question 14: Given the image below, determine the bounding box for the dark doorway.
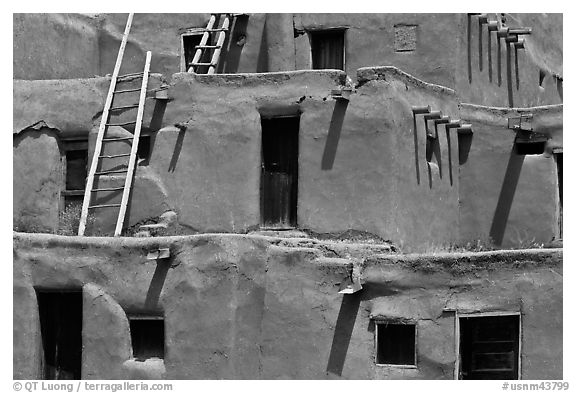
[310,30,346,71]
[459,315,520,380]
[261,115,299,228]
[36,290,83,380]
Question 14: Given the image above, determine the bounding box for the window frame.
[373,320,418,368]
[128,314,166,361]
[180,28,207,72]
[307,27,347,72]
[60,138,88,205]
[454,311,522,380]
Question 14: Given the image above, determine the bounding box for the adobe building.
[13,13,562,380]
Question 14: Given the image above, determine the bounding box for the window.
[375,321,417,366]
[310,29,346,71]
[181,30,212,73]
[459,314,520,380]
[137,135,151,160]
[36,289,83,380]
[129,316,165,361]
[513,130,547,155]
[62,139,88,209]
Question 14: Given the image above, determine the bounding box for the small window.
[310,29,345,71]
[62,139,88,208]
[181,31,212,73]
[137,135,151,160]
[129,316,165,361]
[375,322,416,366]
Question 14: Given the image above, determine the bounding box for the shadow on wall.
[321,99,349,170]
[145,259,171,310]
[489,146,525,246]
[326,282,398,376]
[326,294,362,376]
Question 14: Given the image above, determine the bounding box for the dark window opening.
[514,131,547,155]
[62,140,88,216]
[63,142,87,192]
[137,135,151,160]
[459,315,520,380]
[261,115,299,228]
[36,289,83,380]
[182,33,212,73]
[129,316,165,361]
[310,30,345,70]
[376,322,416,366]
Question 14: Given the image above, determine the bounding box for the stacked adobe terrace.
[13,13,562,380]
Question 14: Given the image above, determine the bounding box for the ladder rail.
[188,15,217,73]
[78,12,134,236]
[208,15,230,74]
[114,51,152,236]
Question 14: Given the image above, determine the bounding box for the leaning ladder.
[78,13,152,237]
[187,13,231,74]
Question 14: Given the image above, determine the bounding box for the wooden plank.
[208,15,230,75]
[188,15,216,73]
[78,13,134,236]
[114,51,152,237]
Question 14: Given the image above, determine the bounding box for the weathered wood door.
[261,116,299,228]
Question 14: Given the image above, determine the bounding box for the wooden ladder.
[78,13,152,237]
[187,13,231,74]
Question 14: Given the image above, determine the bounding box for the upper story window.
[181,30,209,72]
[310,29,346,71]
[62,139,88,207]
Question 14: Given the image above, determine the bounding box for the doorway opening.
[36,289,83,379]
[260,115,299,228]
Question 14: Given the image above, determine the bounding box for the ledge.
[356,66,456,97]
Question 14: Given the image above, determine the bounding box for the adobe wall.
[13,232,562,379]
[13,128,63,233]
[13,13,562,110]
[13,68,463,249]
[458,104,562,247]
[455,13,563,108]
[13,14,100,80]
[293,13,460,89]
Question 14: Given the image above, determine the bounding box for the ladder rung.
[91,187,125,192]
[114,87,141,94]
[106,121,137,126]
[109,104,139,111]
[99,153,131,158]
[117,71,144,79]
[95,169,128,175]
[102,136,134,142]
[202,28,228,32]
[191,62,214,67]
[195,45,221,49]
[89,203,121,209]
